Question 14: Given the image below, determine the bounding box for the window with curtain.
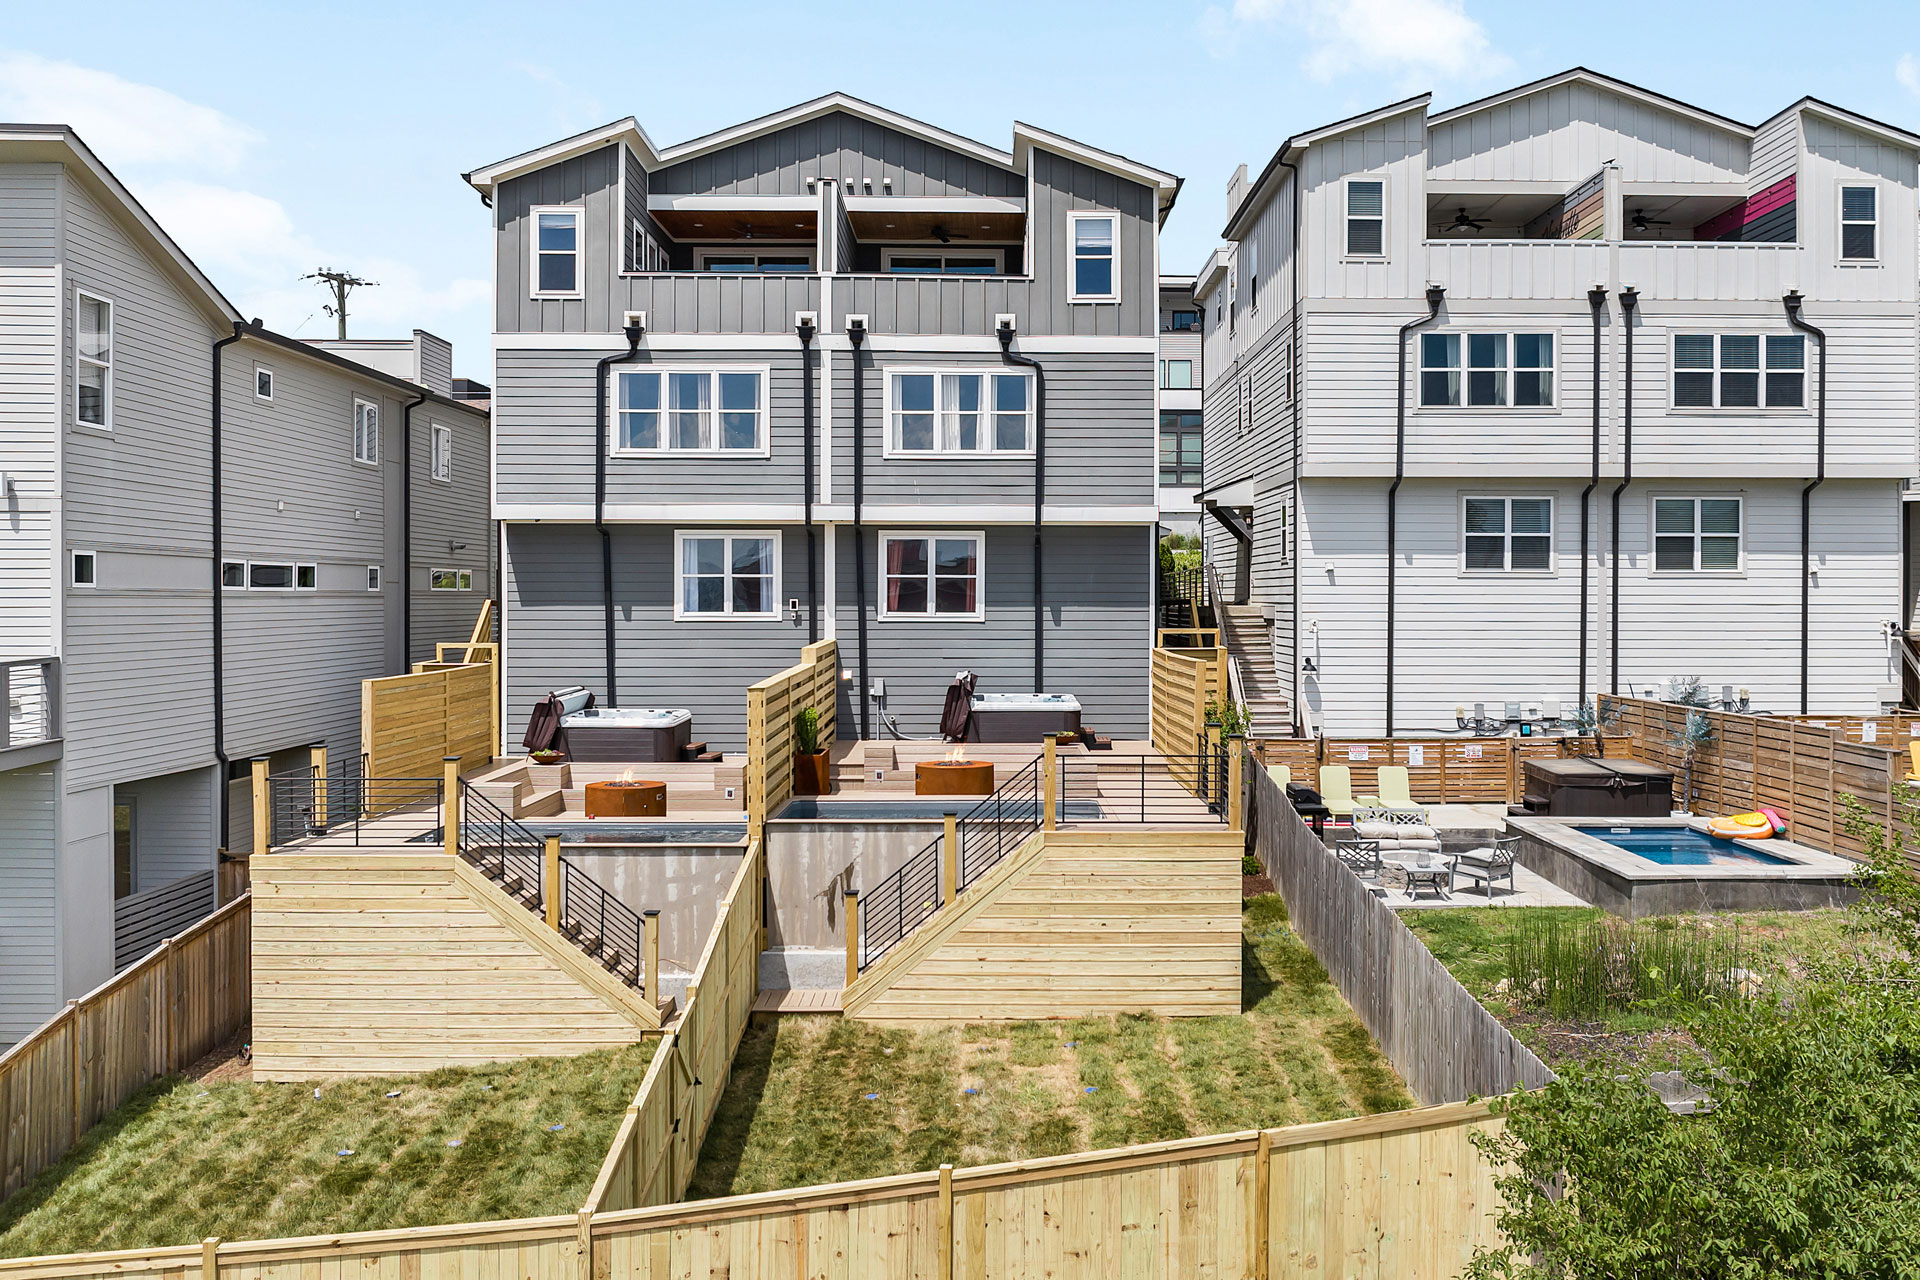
[430,424,453,482]
[1421,333,1555,407]
[353,399,379,464]
[677,533,777,617]
[616,369,766,452]
[1654,497,1742,572]
[881,534,982,619]
[1463,496,1553,572]
[887,371,1032,454]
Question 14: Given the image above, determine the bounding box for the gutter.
[211,322,245,841]
[850,320,871,739]
[798,316,819,643]
[401,389,427,664]
[1610,288,1638,695]
[1580,286,1608,709]
[997,320,1046,692]
[1385,285,1445,735]
[594,320,645,705]
[1783,291,1827,715]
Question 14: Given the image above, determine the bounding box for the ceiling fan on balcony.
[1630,210,1672,232]
[929,224,971,243]
[1446,207,1490,233]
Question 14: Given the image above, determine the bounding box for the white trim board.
[494,503,1161,525]
[494,332,1158,354]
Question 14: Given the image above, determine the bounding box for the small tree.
[1571,697,1620,757]
[1668,709,1715,813]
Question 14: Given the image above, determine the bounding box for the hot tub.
[562,707,692,763]
[967,693,1082,743]
[1523,758,1672,817]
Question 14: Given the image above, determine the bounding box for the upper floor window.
[254,365,274,401]
[1672,335,1803,409]
[634,220,670,272]
[1840,185,1878,261]
[1069,212,1117,302]
[677,531,777,619]
[880,532,982,621]
[430,423,453,483]
[1420,333,1555,407]
[1160,359,1193,390]
[1160,411,1202,486]
[71,549,97,587]
[699,250,813,273]
[1227,267,1236,333]
[1247,239,1259,311]
[353,398,379,464]
[531,206,581,296]
[1165,309,1200,332]
[1654,497,1742,573]
[616,368,767,454]
[1463,496,1553,573]
[1346,180,1385,257]
[883,250,1002,276]
[886,370,1033,456]
[1239,374,1254,434]
[76,291,113,429]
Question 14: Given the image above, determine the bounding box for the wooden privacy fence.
[1782,712,1920,751]
[746,640,838,837]
[1248,764,1554,1104]
[0,1098,1506,1280]
[1149,643,1225,765]
[0,895,251,1203]
[584,840,764,1212]
[1256,736,1568,805]
[1601,695,1899,862]
[362,661,494,780]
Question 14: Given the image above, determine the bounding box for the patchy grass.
[0,1043,657,1257]
[689,896,1410,1197]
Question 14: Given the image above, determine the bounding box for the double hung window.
[880,533,982,620]
[677,532,777,618]
[1672,335,1804,408]
[887,370,1033,455]
[616,369,767,453]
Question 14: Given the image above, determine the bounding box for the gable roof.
[1428,67,1755,137]
[1786,97,1920,151]
[1222,94,1430,240]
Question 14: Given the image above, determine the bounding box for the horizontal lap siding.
[834,525,1151,739]
[410,405,493,660]
[0,765,59,1045]
[0,255,57,656]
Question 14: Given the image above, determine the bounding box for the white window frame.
[221,560,245,590]
[1669,334,1806,411]
[253,364,275,402]
[1344,177,1387,260]
[1247,238,1259,312]
[353,398,380,465]
[883,368,1036,459]
[366,565,382,592]
[1838,183,1879,263]
[672,530,781,621]
[1419,332,1559,409]
[694,247,816,273]
[1160,358,1194,391]
[430,423,453,483]
[879,247,1007,275]
[71,549,97,588]
[296,564,317,590]
[1239,374,1253,435]
[611,366,772,457]
[430,567,475,592]
[1067,210,1119,303]
[245,561,299,592]
[1458,494,1557,576]
[877,530,986,623]
[75,289,114,431]
[1650,495,1745,576]
[530,205,584,298]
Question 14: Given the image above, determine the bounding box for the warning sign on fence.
[1347,745,1369,761]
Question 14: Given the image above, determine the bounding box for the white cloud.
[0,52,258,170]
[1203,0,1507,83]
[1898,53,1920,97]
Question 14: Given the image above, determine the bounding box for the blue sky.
[5,1,1919,381]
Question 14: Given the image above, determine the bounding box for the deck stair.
[1217,601,1291,738]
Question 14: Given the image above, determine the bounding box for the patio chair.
[1452,835,1522,900]
[1373,766,1421,813]
[1333,837,1382,881]
[1266,764,1291,789]
[1318,765,1358,820]
[1907,741,1920,783]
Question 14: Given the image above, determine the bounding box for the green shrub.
[1242,854,1263,876]
[793,705,821,755]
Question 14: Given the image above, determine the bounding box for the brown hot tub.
[584,779,666,818]
[915,760,995,797]
[1523,758,1672,818]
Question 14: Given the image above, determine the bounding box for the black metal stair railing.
[559,861,646,988]
[456,783,545,913]
[957,757,1041,889]
[857,835,942,973]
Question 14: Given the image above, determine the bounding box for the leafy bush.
[793,705,822,756]
[1242,854,1263,876]
[1204,697,1253,739]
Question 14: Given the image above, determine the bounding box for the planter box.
[793,752,831,796]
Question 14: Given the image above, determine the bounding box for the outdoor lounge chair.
[1333,837,1382,883]
[1371,766,1421,813]
[1907,741,1920,783]
[1453,835,1521,899]
[1266,764,1291,789]
[1318,765,1358,819]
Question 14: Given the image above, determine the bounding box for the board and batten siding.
[833,524,1151,739]
[650,113,1026,199]
[0,763,60,1045]
[1426,82,1750,185]
[494,144,623,335]
[1797,113,1920,305]
[503,523,814,753]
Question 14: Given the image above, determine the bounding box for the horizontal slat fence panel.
[1150,646,1222,793]
[0,895,250,1205]
[1255,737,1567,804]
[1247,763,1553,1104]
[113,871,218,969]
[361,661,495,781]
[746,640,837,838]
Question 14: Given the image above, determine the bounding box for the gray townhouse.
[1157,275,1203,536]
[1195,68,1920,737]
[466,94,1180,748]
[0,124,492,1045]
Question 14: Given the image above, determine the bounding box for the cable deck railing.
[264,762,442,847]
[1056,742,1232,826]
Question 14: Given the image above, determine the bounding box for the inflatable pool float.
[1708,811,1779,840]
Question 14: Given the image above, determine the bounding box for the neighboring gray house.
[466,94,1180,748]
[1197,67,1920,737]
[1157,275,1203,537]
[0,125,492,1045]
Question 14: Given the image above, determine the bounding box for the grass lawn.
[689,895,1410,1198]
[0,1043,657,1257]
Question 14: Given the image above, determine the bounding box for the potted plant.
[792,706,830,795]
[526,748,570,789]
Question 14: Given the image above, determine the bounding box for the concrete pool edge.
[1506,816,1863,919]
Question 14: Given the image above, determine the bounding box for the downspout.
[211,322,245,841]
[401,389,427,665]
[1610,287,1638,695]
[1278,156,1303,735]
[1385,285,1445,734]
[850,320,871,739]
[1580,286,1608,710]
[594,320,645,705]
[1783,291,1826,715]
[996,319,1046,692]
[797,316,819,642]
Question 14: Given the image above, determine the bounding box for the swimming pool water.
[1575,826,1793,867]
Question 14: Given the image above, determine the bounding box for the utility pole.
[301,268,378,339]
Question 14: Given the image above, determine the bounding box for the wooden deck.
[751,988,843,1014]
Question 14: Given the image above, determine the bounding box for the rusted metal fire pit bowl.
[584,779,666,818]
[915,760,995,796]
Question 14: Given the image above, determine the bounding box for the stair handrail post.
[1042,735,1059,831]
[1228,735,1246,831]
[942,809,958,907]
[309,744,328,829]
[251,757,271,854]
[643,909,660,1009]
[544,835,561,930]
[844,889,860,984]
[443,756,461,858]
